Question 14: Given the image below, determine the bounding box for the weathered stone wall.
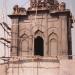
[0,58,75,75]
[0,64,7,75]
[11,11,69,58]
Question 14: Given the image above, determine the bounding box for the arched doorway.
[34,36,44,56]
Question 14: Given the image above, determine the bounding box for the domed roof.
[30,0,59,9]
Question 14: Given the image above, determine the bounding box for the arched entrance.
[34,36,44,56]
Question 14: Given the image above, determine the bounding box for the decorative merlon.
[13,5,26,15]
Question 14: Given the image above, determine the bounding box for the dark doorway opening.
[34,36,44,56]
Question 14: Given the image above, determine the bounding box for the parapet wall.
[0,57,75,75]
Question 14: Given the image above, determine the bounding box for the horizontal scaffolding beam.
[0,38,11,43]
[2,22,11,30]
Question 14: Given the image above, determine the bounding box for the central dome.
[30,0,59,10]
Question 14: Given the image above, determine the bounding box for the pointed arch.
[20,33,28,39]
[34,30,44,39]
[20,33,29,56]
[50,38,58,57]
[48,32,58,57]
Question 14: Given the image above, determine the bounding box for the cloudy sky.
[0,0,75,57]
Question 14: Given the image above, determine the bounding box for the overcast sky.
[0,0,75,57]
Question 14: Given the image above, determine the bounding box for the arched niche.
[48,33,58,57]
[20,33,29,56]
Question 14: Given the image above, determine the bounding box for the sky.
[0,0,75,57]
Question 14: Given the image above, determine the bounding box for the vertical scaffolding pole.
[17,18,20,56]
